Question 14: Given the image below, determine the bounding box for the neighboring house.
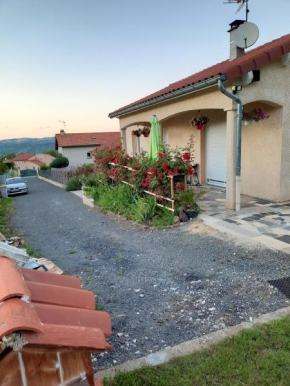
[5,153,55,172]
[55,131,120,167]
[109,22,290,209]
[0,255,112,385]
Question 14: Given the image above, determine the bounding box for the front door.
[206,123,227,187]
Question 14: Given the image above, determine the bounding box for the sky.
[0,0,289,140]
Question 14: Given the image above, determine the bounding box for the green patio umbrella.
[149,115,162,160]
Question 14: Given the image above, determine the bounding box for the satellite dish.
[234,22,259,48]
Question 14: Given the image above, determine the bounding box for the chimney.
[228,20,245,61]
[60,129,65,136]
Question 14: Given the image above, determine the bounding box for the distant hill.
[0,137,55,156]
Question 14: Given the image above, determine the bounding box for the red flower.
[152,167,158,174]
[107,157,113,162]
[145,170,150,175]
[162,164,169,170]
[183,152,190,160]
[187,166,194,175]
[159,173,163,178]
[158,153,163,158]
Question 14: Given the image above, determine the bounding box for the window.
[87,152,92,159]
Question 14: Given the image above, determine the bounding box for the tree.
[0,162,9,175]
[44,149,59,158]
[2,152,16,160]
[50,156,69,168]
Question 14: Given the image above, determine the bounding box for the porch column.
[121,128,127,153]
[225,104,237,210]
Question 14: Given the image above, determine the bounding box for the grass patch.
[23,242,41,258]
[104,316,290,386]
[92,183,175,227]
[69,248,77,254]
[0,198,15,238]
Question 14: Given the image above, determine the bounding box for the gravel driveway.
[11,177,290,370]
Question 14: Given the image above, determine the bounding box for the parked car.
[5,177,28,196]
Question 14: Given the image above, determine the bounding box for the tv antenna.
[224,0,250,22]
[59,120,66,131]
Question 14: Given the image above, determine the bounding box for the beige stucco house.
[55,131,120,167]
[109,22,290,210]
[5,153,55,172]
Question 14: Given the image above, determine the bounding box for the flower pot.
[184,209,198,219]
[244,120,253,126]
[143,133,149,138]
[195,124,204,130]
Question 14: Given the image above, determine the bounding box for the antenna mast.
[59,120,66,132]
[224,0,250,22]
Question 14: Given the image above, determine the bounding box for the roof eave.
[109,74,227,119]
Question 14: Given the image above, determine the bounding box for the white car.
[6,177,28,196]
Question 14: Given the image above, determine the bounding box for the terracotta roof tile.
[8,154,35,162]
[0,256,112,352]
[0,298,44,339]
[55,132,120,148]
[0,257,30,302]
[21,267,81,288]
[26,281,96,309]
[110,33,290,116]
[22,324,112,351]
[34,303,111,338]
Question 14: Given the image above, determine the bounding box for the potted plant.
[142,127,150,137]
[133,129,142,137]
[243,109,269,126]
[176,189,206,219]
[189,112,210,130]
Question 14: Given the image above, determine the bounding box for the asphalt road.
[11,177,290,370]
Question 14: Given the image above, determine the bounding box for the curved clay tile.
[21,268,81,289]
[0,298,44,339]
[22,324,112,351]
[0,256,31,302]
[34,304,111,338]
[26,282,96,310]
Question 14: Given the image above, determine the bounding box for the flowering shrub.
[243,109,269,123]
[66,163,95,179]
[93,137,196,200]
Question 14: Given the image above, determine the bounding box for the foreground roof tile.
[21,267,81,288]
[0,298,44,339]
[27,281,96,310]
[22,324,113,351]
[0,257,30,302]
[0,256,112,352]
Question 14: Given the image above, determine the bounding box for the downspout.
[218,78,243,211]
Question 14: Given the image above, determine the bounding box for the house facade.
[55,131,120,167]
[5,153,55,172]
[109,24,290,210]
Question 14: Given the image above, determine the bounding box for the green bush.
[40,164,51,170]
[83,176,99,187]
[0,162,9,175]
[44,149,59,158]
[50,156,69,168]
[66,176,82,191]
[130,196,156,224]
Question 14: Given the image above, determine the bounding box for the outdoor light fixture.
[232,85,243,94]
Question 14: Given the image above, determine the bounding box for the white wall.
[61,147,96,167]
